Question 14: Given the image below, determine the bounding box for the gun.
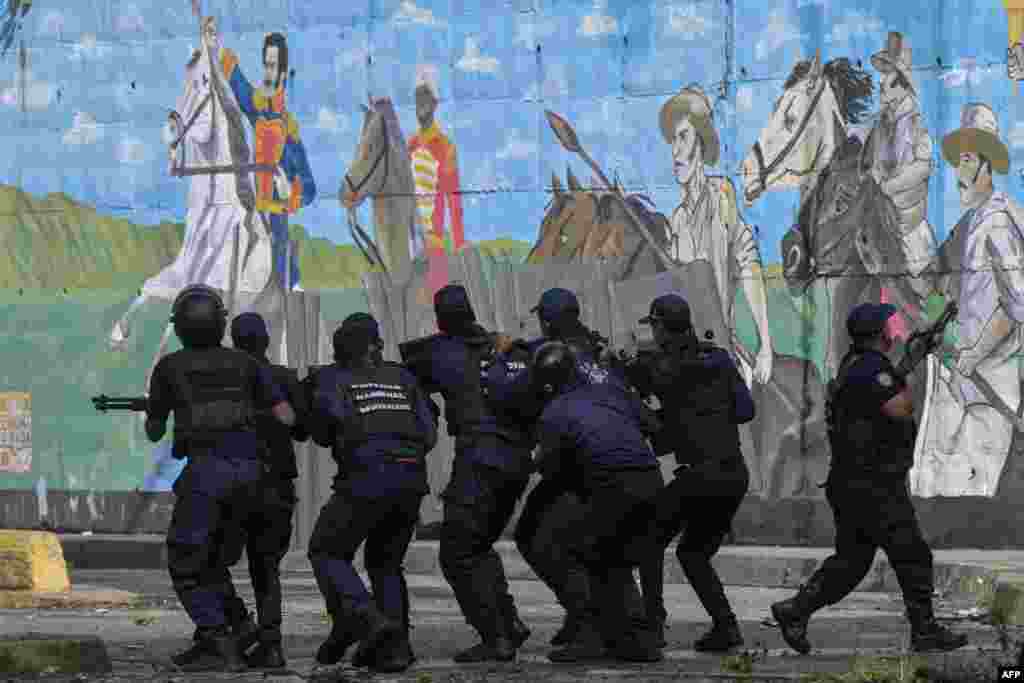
[895,301,958,378]
[91,395,148,413]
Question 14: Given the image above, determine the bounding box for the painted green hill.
[0,186,535,290]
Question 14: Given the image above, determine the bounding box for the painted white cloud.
[392,1,445,28]
[71,34,113,61]
[736,85,754,112]
[456,37,500,74]
[515,16,557,48]
[666,4,714,39]
[63,111,102,146]
[1009,123,1024,149]
[316,107,348,134]
[337,36,370,69]
[115,4,145,33]
[0,69,53,111]
[472,159,513,192]
[940,57,998,89]
[579,0,618,37]
[117,137,150,165]
[755,11,804,61]
[827,9,882,45]
[578,99,636,138]
[40,10,65,35]
[496,135,537,160]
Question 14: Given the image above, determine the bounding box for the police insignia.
[877,372,893,387]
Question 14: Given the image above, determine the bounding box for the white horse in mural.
[739,52,918,381]
[108,42,273,352]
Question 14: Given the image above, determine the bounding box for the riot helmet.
[846,303,898,351]
[171,284,227,348]
[333,313,383,367]
[230,312,270,356]
[531,341,577,396]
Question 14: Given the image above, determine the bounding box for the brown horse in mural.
[527,168,671,282]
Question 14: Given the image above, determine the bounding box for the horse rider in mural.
[658,85,774,485]
[409,64,466,303]
[215,23,316,291]
[858,31,937,324]
[915,103,1024,498]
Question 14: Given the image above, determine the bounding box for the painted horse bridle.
[344,110,390,197]
[751,76,828,194]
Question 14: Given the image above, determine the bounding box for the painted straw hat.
[941,103,1010,174]
[658,85,720,166]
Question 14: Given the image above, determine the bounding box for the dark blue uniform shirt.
[536,381,659,494]
[310,364,438,497]
[146,347,286,460]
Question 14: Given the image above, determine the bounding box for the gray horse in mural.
[339,96,420,288]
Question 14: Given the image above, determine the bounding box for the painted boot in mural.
[694,616,744,653]
[907,602,968,652]
[770,574,830,655]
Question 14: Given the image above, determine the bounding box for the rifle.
[91,395,148,413]
[895,301,959,378]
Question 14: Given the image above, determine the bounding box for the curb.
[60,535,1003,603]
[0,634,112,674]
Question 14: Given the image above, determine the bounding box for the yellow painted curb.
[0,531,70,592]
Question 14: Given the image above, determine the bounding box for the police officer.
[770,303,967,654]
[212,312,310,669]
[493,287,662,647]
[624,294,753,652]
[530,341,664,663]
[145,285,295,672]
[307,313,438,673]
[402,284,533,663]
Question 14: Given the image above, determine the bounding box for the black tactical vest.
[650,342,741,466]
[254,362,301,478]
[334,363,427,470]
[828,350,916,478]
[164,348,257,453]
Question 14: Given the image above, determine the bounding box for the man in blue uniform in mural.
[307,313,438,673]
[145,284,296,672]
[210,20,316,290]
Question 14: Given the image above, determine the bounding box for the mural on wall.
[5,0,1024,512]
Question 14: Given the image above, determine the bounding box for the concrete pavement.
[0,566,1019,681]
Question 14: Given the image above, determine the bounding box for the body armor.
[827,350,916,478]
[163,347,257,456]
[333,362,427,473]
[645,342,739,466]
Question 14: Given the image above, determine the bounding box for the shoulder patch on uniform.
[877,372,893,388]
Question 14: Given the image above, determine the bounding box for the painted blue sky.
[3,0,1024,264]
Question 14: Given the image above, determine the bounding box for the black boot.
[770,574,829,655]
[245,641,286,669]
[371,637,416,673]
[694,617,743,653]
[453,634,516,663]
[907,602,968,652]
[173,631,246,672]
[317,605,400,666]
[548,621,607,663]
[232,611,260,654]
[551,613,581,646]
